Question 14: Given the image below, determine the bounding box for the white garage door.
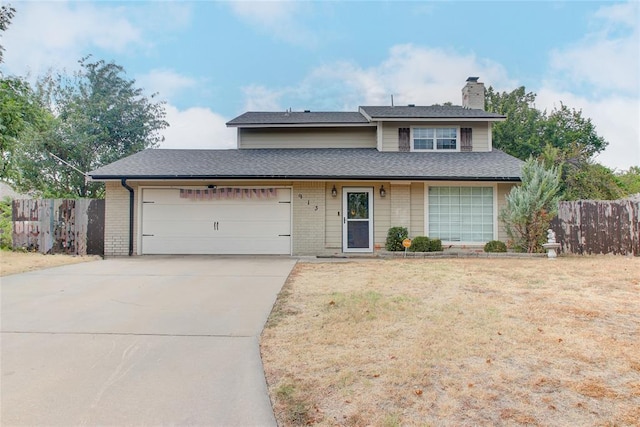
[141,188,291,255]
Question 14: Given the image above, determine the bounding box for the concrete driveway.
[1,256,297,426]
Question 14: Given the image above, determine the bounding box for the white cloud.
[541,1,640,170]
[2,2,145,76]
[160,105,236,150]
[137,69,197,101]
[242,84,286,111]
[1,1,191,78]
[242,44,515,111]
[227,1,317,47]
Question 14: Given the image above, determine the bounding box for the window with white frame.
[413,127,458,151]
[428,186,494,242]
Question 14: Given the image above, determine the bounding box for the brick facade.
[104,181,136,257]
[292,181,326,255]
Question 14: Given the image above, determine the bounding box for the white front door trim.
[342,187,374,253]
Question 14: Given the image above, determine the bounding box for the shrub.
[429,238,443,252]
[408,236,430,252]
[0,197,13,250]
[408,236,443,252]
[484,240,507,253]
[385,226,408,251]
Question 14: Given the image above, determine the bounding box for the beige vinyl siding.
[238,127,376,149]
[390,184,411,228]
[380,121,491,152]
[324,181,390,251]
[410,182,425,237]
[470,122,489,152]
[497,182,517,242]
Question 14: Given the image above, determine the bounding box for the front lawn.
[0,250,100,276]
[260,257,640,426]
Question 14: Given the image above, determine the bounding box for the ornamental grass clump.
[499,158,562,253]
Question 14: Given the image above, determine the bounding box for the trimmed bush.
[407,236,443,252]
[484,240,507,253]
[408,236,430,252]
[385,226,408,251]
[429,238,443,252]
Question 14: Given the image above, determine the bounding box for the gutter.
[120,178,134,256]
[95,175,522,182]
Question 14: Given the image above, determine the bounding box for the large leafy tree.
[539,144,625,201]
[14,57,168,198]
[485,86,628,201]
[0,77,53,180]
[485,86,608,160]
[485,86,545,160]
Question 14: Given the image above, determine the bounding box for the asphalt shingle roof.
[226,106,505,126]
[359,105,505,119]
[89,148,522,181]
[226,111,370,126]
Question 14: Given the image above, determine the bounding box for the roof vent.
[408,104,415,107]
[304,110,311,113]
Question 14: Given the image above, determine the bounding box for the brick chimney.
[462,77,485,110]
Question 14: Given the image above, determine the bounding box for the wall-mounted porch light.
[379,185,386,197]
[331,185,338,197]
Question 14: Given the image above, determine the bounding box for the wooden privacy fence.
[551,199,639,256]
[12,199,105,256]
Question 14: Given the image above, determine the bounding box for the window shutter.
[461,128,472,152]
[399,128,410,152]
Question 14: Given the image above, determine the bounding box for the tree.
[486,86,623,201]
[0,77,52,179]
[13,57,168,198]
[499,158,562,253]
[0,4,15,64]
[485,86,545,160]
[617,167,640,195]
[541,103,607,159]
[539,144,625,200]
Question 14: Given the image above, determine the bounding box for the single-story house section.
[89,77,523,256]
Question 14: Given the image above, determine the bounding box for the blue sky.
[2,1,638,169]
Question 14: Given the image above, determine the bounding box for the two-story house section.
[90,77,523,257]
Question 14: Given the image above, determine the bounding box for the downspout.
[120,178,134,256]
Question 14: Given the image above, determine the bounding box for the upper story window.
[412,127,458,151]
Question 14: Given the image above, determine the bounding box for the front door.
[342,187,373,252]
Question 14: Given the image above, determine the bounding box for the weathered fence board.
[12,199,105,256]
[551,199,639,256]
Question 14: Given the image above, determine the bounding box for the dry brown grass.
[260,256,640,426]
[0,250,100,276]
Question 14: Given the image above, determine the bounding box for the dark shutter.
[399,128,410,152]
[461,128,472,152]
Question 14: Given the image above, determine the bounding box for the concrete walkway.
[1,256,297,426]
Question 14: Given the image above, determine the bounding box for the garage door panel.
[142,236,291,255]
[143,219,290,237]
[143,203,290,222]
[141,188,291,255]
